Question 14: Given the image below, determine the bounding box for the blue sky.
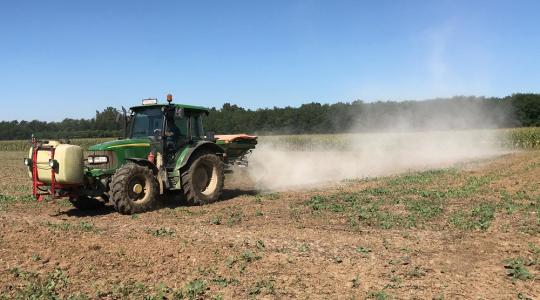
[1,0,539,121]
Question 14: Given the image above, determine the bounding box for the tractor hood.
[86,138,153,175]
[88,138,151,151]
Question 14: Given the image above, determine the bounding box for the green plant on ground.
[356,246,372,256]
[367,289,391,300]
[145,227,176,237]
[358,203,408,229]
[210,215,222,225]
[210,276,239,287]
[8,267,71,299]
[386,276,402,289]
[249,278,275,296]
[529,243,540,255]
[298,243,310,253]
[44,221,72,231]
[306,195,344,212]
[79,221,96,232]
[405,199,443,219]
[256,240,265,250]
[351,275,360,288]
[504,258,533,281]
[110,280,149,297]
[407,266,427,278]
[387,168,456,186]
[240,250,261,263]
[185,280,206,300]
[450,202,496,230]
[211,207,243,226]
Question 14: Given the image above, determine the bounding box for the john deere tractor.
[25,95,257,214]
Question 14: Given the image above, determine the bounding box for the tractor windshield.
[130,108,163,138]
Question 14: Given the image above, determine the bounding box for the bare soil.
[0,151,539,299]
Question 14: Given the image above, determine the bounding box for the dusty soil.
[0,151,539,299]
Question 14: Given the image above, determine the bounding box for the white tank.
[28,141,84,185]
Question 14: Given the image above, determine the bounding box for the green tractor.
[25,95,257,214]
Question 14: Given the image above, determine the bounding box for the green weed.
[367,289,391,300]
[79,221,96,232]
[185,280,206,300]
[210,276,238,287]
[351,275,360,288]
[240,250,261,263]
[211,207,243,226]
[256,240,265,250]
[504,258,533,280]
[8,267,70,299]
[249,278,275,296]
[145,227,176,237]
[407,266,427,278]
[356,246,372,256]
[44,221,72,231]
[405,199,443,219]
[450,203,496,230]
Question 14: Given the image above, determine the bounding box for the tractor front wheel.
[181,153,224,205]
[110,163,159,214]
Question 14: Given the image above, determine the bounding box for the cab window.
[130,108,163,138]
[190,114,204,137]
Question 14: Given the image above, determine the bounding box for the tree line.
[1,93,538,140]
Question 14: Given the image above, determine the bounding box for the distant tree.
[0,94,538,140]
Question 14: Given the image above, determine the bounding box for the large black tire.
[69,196,105,210]
[181,153,224,205]
[110,163,159,214]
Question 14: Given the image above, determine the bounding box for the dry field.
[0,149,539,299]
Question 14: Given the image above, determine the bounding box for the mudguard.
[178,141,225,170]
[125,158,158,174]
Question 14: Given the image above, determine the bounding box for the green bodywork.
[80,102,256,198]
[87,138,152,176]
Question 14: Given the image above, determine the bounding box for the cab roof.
[130,103,209,114]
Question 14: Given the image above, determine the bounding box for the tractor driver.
[164,115,185,152]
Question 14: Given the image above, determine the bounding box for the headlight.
[24,158,32,167]
[88,156,109,164]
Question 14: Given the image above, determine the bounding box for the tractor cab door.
[164,109,189,162]
[189,113,205,139]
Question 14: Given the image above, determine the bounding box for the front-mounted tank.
[26,141,84,185]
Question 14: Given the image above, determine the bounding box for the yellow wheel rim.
[132,183,143,194]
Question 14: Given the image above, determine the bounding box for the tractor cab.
[128,99,209,139]
[129,99,208,140]
[127,97,209,165]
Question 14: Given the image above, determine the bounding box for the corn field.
[503,127,540,149]
[259,128,540,151]
[0,128,538,152]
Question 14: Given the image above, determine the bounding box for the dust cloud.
[245,119,510,191]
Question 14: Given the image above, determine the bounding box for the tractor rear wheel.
[110,162,159,214]
[69,196,104,210]
[181,153,224,205]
